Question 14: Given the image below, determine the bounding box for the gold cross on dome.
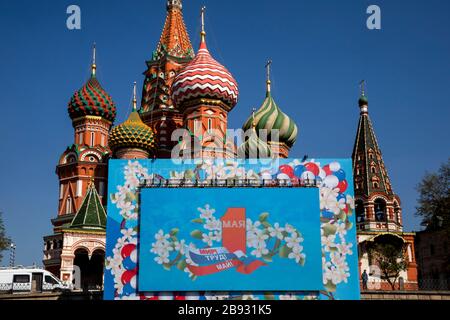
[360,80,366,96]
[265,60,272,82]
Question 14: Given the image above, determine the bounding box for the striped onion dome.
[109,109,156,153]
[172,35,239,110]
[238,126,272,159]
[68,73,116,122]
[243,87,298,148]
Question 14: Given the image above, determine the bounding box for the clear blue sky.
[0,0,449,266]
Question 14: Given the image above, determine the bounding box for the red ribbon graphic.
[187,259,266,276]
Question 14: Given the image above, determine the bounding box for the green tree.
[0,211,10,263]
[416,158,450,233]
[368,242,407,290]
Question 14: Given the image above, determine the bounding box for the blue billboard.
[104,159,360,300]
[139,188,322,292]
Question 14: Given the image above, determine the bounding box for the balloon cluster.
[273,161,349,219]
[120,243,137,294]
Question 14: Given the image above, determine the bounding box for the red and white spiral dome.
[172,37,239,110]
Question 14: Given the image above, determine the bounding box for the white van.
[0,267,70,294]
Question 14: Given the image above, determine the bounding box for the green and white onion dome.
[238,126,272,158]
[243,89,298,148]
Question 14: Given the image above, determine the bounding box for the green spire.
[70,180,107,230]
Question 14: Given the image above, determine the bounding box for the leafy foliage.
[368,242,407,290]
[416,158,450,233]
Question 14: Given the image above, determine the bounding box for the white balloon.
[324,175,339,188]
[318,169,326,180]
[277,173,291,180]
[329,162,341,172]
[261,172,272,180]
[130,249,137,263]
[131,275,136,289]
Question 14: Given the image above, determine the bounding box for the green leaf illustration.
[345,221,353,230]
[177,259,187,271]
[324,281,337,293]
[279,244,292,258]
[191,218,204,224]
[125,192,135,203]
[338,211,347,221]
[184,170,195,179]
[163,263,171,271]
[262,254,273,262]
[170,228,179,236]
[259,212,269,222]
[347,204,353,216]
[262,221,272,228]
[298,257,305,266]
[190,229,203,240]
[322,223,337,236]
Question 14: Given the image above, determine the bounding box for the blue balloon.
[122,282,135,295]
[322,211,335,219]
[337,193,346,202]
[294,165,305,178]
[122,256,136,271]
[334,169,346,181]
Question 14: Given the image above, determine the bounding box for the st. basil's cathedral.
[42,0,418,291]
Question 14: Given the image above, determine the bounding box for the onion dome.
[109,83,156,153]
[68,45,116,122]
[358,80,369,113]
[171,7,239,111]
[359,95,368,107]
[243,62,298,148]
[238,121,272,159]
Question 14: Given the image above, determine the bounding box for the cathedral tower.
[171,7,239,158]
[140,0,194,158]
[352,83,402,231]
[352,81,417,290]
[43,45,114,286]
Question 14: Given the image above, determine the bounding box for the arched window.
[355,200,365,223]
[79,133,83,145]
[374,198,387,222]
[371,167,376,174]
[194,119,201,136]
[394,202,400,222]
[90,132,95,147]
[373,182,379,188]
[208,118,213,131]
[66,197,72,214]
